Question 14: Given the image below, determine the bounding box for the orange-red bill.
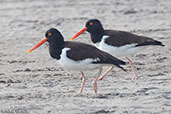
[70,27,87,41]
[27,37,47,53]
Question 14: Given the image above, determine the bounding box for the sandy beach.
[0,0,171,113]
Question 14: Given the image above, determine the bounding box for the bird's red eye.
[89,22,93,26]
[48,32,52,36]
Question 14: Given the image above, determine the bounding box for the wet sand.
[0,0,171,113]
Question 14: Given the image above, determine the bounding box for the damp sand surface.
[0,0,171,113]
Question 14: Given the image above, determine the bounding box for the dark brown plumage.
[104,30,164,47]
[65,41,126,71]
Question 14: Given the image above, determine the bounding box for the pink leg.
[75,71,86,95]
[92,78,97,94]
[98,66,114,80]
[126,57,138,80]
[92,67,102,94]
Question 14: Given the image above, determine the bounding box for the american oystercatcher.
[70,19,164,80]
[28,28,127,95]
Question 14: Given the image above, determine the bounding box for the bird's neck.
[49,42,64,60]
[90,31,104,44]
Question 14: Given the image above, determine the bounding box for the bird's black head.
[45,28,64,44]
[27,28,64,53]
[70,19,104,42]
[85,19,104,34]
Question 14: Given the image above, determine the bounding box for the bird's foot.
[98,76,103,80]
[132,75,138,80]
[74,91,82,97]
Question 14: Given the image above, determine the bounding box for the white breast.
[96,35,147,57]
[57,48,102,71]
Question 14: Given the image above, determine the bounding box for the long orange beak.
[70,27,87,41]
[27,37,47,53]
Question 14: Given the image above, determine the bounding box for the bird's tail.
[135,38,165,47]
[112,60,127,72]
[153,40,165,46]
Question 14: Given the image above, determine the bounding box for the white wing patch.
[96,35,147,57]
[57,48,101,71]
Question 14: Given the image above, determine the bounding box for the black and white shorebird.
[28,28,126,95]
[70,19,164,80]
